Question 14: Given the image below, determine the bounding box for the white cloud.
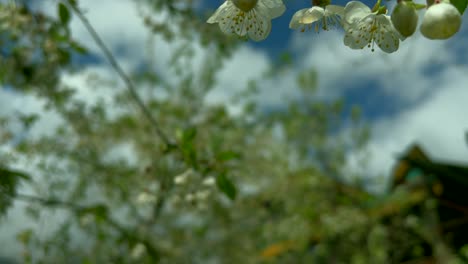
[287,14,468,191]
[292,29,453,103]
[370,65,468,164]
[205,45,271,107]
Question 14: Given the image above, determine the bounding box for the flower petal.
[344,1,372,26]
[343,15,373,49]
[207,1,232,23]
[248,6,272,40]
[258,0,286,18]
[301,6,325,24]
[289,8,309,29]
[374,15,400,53]
[216,6,250,36]
[207,0,280,41]
[326,5,345,17]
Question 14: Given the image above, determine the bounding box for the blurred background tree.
[0,0,467,263]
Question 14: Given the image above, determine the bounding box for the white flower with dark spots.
[207,0,286,41]
[290,5,344,32]
[343,1,403,53]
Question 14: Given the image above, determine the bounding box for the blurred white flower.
[202,176,216,186]
[174,169,193,185]
[185,193,196,202]
[136,191,157,204]
[79,214,93,226]
[131,243,146,259]
[195,189,211,200]
[207,0,286,41]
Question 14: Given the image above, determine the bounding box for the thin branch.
[67,1,175,149]
[63,0,187,225]
[16,193,80,209]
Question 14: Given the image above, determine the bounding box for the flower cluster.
[169,169,217,210]
[207,0,286,41]
[207,0,465,53]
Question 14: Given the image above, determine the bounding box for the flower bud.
[232,0,258,12]
[391,1,418,37]
[420,3,461,39]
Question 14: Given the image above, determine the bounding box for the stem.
[16,193,79,209]
[372,0,382,12]
[66,1,175,150]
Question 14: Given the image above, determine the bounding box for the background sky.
[203,0,468,179]
[1,0,468,259]
[4,0,468,192]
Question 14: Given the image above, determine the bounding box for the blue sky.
[202,0,468,122]
[0,0,466,186]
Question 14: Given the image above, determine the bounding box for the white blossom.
[202,176,216,186]
[343,1,403,53]
[289,5,344,32]
[130,243,147,259]
[194,189,211,200]
[185,193,196,202]
[207,0,286,41]
[136,191,157,204]
[174,169,193,185]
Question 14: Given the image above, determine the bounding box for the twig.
[64,0,185,223]
[67,1,175,149]
[16,193,80,209]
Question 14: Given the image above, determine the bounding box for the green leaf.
[180,127,198,168]
[409,2,428,10]
[296,68,318,93]
[216,173,237,200]
[0,167,30,181]
[77,204,109,221]
[58,3,71,25]
[70,41,88,54]
[16,229,34,245]
[0,167,30,215]
[18,113,39,129]
[69,0,78,7]
[57,48,71,64]
[217,151,242,162]
[451,0,468,14]
[182,127,197,143]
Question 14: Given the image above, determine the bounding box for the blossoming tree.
[1,0,467,263]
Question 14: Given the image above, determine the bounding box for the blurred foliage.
[0,0,467,263]
[0,166,29,215]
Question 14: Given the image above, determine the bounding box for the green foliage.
[0,167,29,215]
[216,173,237,200]
[58,3,71,26]
[451,0,468,14]
[76,204,109,221]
